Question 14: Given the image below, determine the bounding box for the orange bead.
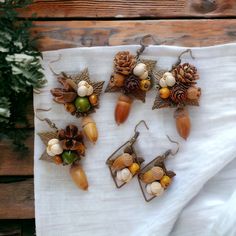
[89,94,98,106]
[53,155,63,165]
[159,87,170,99]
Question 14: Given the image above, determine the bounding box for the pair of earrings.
[105,37,201,140]
[106,120,179,202]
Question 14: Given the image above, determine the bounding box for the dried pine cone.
[172,63,199,84]
[124,75,140,94]
[58,125,85,155]
[170,84,187,104]
[114,51,136,75]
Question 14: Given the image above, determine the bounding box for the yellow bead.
[140,79,151,91]
[160,175,172,189]
[129,163,140,175]
[159,87,170,99]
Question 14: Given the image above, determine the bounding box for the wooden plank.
[0,178,34,219]
[32,19,236,51]
[0,133,34,176]
[19,0,236,18]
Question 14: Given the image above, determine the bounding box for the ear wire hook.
[136,34,166,59]
[166,135,180,156]
[130,120,149,145]
[173,49,195,68]
[35,108,58,131]
[49,54,62,76]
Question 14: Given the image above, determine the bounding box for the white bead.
[46,146,55,157]
[159,78,167,88]
[166,75,176,87]
[78,80,89,87]
[48,138,59,146]
[50,143,63,155]
[86,85,94,96]
[163,72,173,79]
[116,168,132,183]
[133,63,147,77]
[139,71,149,80]
[77,85,88,97]
[146,184,153,195]
[151,182,164,196]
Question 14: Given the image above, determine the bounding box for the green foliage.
[0,0,46,150]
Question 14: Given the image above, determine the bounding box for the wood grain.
[19,0,236,18]
[32,19,236,51]
[0,132,34,176]
[0,178,34,219]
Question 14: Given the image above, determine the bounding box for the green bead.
[62,151,78,165]
[74,97,91,113]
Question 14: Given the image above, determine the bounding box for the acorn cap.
[82,116,95,128]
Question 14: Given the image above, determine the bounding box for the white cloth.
[34,44,236,236]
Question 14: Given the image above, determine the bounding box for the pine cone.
[124,75,140,94]
[114,51,136,75]
[170,84,187,104]
[58,125,85,155]
[172,63,199,84]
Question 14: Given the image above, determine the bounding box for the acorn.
[111,153,133,171]
[140,166,164,184]
[82,116,98,143]
[115,95,133,125]
[175,107,191,140]
[70,161,88,191]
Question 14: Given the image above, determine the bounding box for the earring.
[137,136,179,202]
[105,35,160,125]
[50,59,105,143]
[36,108,89,191]
[106,120,149,188]
[152,49,201,140]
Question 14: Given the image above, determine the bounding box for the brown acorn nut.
[82,116,98,143]
[115,95,133,125]
[175,107,191,140]
[140,166,164,184]
[70,162,88,191]
[111,153,134,171]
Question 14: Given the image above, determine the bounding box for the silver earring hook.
[35,108,58,131]
[166,135,180,156]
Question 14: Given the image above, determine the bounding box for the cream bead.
[46,146,55,157]
[133,63,147,77]
[86,85,94,96]
[116,168,133,183]
[77,85,88,97]
[50,143,63,155]
[159,78,167,88]
[78,80,89,87]
[166,75,176,87]
[139,71,149,80]
[146,182,164,196]
[48,138,59,146]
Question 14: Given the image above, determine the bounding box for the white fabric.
[34,44,236,236]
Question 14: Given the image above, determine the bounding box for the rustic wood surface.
[19,0,236,18]
[1,0,236,234]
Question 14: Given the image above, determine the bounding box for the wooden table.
[1,0,236,234]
